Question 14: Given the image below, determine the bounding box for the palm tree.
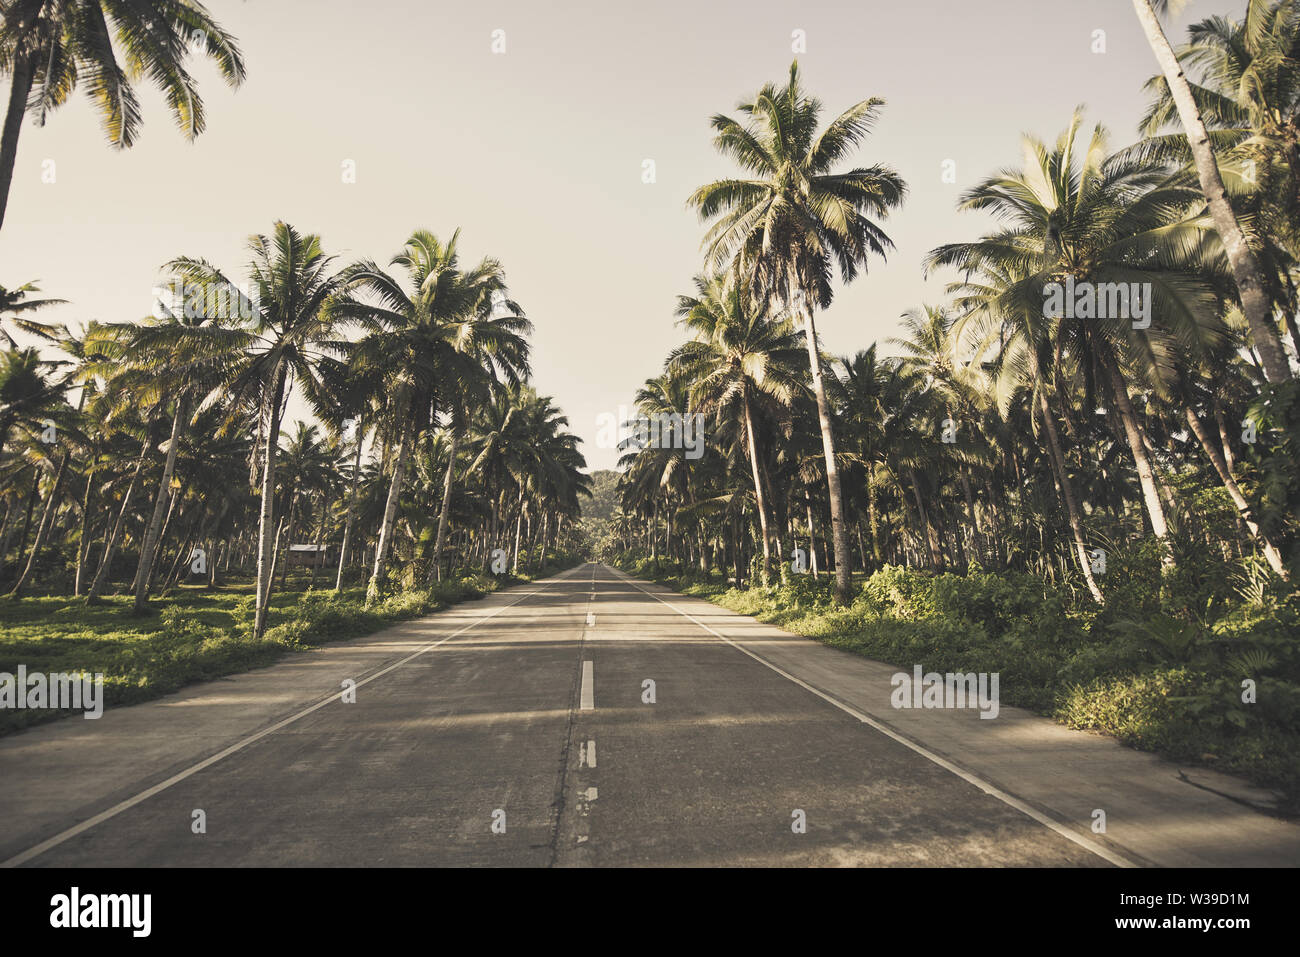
[271,421,335,588]
[155,222,343,636]
[7,318,111,598]
[465,384,539,569]
[927,112,1228,572]
[670,273,806,584]
[946,263,1108,601]
[304,356,378,591]
[688,61,907,603]
[427,256,530,584]
[0,343,57,457]
[1133,0,1300,358]
[330,229,529,602]
[0,344,67,586]
[618,373,698,574]
[0,0,246,233]
[0,281,63,347]
[1130,0,1293,383]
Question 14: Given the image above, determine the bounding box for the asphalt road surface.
[16,563,1111,867]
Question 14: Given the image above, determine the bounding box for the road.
[3,562,1138,867]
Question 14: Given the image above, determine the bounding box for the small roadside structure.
[285,544,335,568]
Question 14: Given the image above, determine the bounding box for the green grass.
[0,564,572,736]
[617,555,1300,814]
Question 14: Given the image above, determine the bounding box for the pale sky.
[0,0,1236,470]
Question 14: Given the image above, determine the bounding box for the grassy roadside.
[0,561,579,736]
[615,557,1300,814]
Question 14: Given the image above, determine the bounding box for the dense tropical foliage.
[592,13,1300,803]
[0,222,590,626]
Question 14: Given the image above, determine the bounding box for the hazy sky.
[0,0,1240,470]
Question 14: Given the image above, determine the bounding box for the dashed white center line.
[580,660,594,711]
[586,738,597,767]
[3,567,588,869]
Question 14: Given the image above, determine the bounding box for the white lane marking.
[586,738,597,768]
[584,787,598,801]
[2,565,588,869]
[580,660,595,711]
[608,567,1138,869]
[586,612,596,627]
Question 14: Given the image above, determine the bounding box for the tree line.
[603,2,1300,606]
[1,223,590,635]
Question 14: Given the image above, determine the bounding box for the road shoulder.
[610,568,1300,868]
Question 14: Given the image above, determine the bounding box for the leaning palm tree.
[0,0,246,233]
[1132,0,1300,358]
[1130,0,1293,383]
[688,61,907,603]
[927,112,1228,573]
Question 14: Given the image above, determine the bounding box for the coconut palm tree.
[1133,0,1300,358]
[303,355,379,591]
[153,222,343,636]
[330,229,530,602]
[271,421,335,587]
[426,258,530,583]
[0,281,63,347]
[689,61,907,603]
[0,0,245,233]
[946,262,1108,601]
[669,273,806,584]
[1130,0,1293,384]
[926,112,1229,572]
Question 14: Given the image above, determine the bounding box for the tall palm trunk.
[277,488,299,590]
[0,50,37,235]
[309,495,327,588]
[1185,407,1289,580]
[958,466,984,564]
[9,450,71,598]
[803,489,820,578]
[335,428,363,591]
[86,438,151,599]
[430,423,459,584]
[73,464,96,596]
[867,481,883,566]
[367,424,412,604]
[254,363,289,639]
[132,398,186,612]
[512,495,525,575]
[908,468,944,572]
[1131,0,1292,384]
[538,510,550,570]
[1037,379,1105,603]
[741,388,774,584]
[0,494,17,571]
[793,283,853,603]
[1100,347,1175,568]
